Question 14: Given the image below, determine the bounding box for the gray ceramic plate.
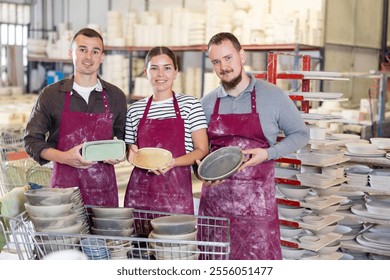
[82,139,125,161]
[198,146,243,181]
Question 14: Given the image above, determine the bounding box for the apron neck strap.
[64,90,109,114]
[142,92,181,119]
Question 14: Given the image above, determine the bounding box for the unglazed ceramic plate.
[132,148,172,170]
[198,146,243,181]
[82,139,125,161]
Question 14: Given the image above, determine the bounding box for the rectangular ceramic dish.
[81,139,125,161]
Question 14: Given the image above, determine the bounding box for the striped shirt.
[125,93,208,153]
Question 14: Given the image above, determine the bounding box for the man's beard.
[220,71,242,91]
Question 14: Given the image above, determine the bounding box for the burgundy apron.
[50,90,118,207]
[198,89,282,260]
[124,94,193,214]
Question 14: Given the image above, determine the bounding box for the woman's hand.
[127,144,138,164]
[149,158,176,175]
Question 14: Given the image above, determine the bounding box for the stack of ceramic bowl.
[368,169,390,191]
[277,184,311,201]
[24,188,82,253]
[70,187,89,234]
[106,240,134,260]
[149,215,198,260]
[364,194,390,220]
[345,166,372,187]
[90,207,135,237]
[80,238,110,260]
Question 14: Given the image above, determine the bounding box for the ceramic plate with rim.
[198,146,243,181]
[345,150,386,157]
[132,147,172,170]
[351,204,390,220]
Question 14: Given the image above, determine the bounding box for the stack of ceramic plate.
[80,238,110,260]
[368,169,390,190]
[70,187,89,234]
[345,166,372,186]
[356,232,390,252]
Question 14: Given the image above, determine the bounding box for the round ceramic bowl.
[277,184,311,200]
[313,203,340,215]
[365,201,390,216]
[151,243,197,259]
[312,185,342,197]
[335,224,353,235]
[149,229,197,241]
[370,137,390,149]
[24,188,73,206]
[302,215,325,225]
[277,204,306,219]
[25,202,73,218]
[91,207,134,219]
[198,146,243,181]
[30,211,77,229]
[91,227,134,237]
[92,217,134,230]
[298,235,320,247]
[36,221,83,234]
[318,241,341,255]
[151,215,197,235]
[107,240,134,259]
[281,246,307,260]
[345,143,378,154]
[279,225,304,239]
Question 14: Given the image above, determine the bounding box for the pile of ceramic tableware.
[368,169,390,190]
[90,207,135,237]
[149,215,198,260]
[80,238,110,260]
[24,188,83,253]
[345,166,372,187]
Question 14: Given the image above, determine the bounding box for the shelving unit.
[265,51,384,260]
[26,43,322,99]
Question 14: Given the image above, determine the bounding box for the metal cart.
[0,125,52,197]
[7,208,230,260]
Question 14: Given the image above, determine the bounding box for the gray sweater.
[201,73,309,161]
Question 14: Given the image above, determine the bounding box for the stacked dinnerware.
[24,188,82,254]
[148,215,198,260]
[90,207,135,237]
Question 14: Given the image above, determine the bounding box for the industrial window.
[0,2,30,88]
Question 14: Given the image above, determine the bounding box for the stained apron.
[50,90,118,207]
[124,94,193,214]
[198,89,282,260]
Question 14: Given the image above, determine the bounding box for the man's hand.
[238,148,268,172]
[62,143,95,168]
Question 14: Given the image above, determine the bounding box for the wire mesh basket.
[0,126,52,196]
[7,208,230,260]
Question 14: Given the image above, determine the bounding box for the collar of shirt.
[217,72,256,98]
[71,79,103,95]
